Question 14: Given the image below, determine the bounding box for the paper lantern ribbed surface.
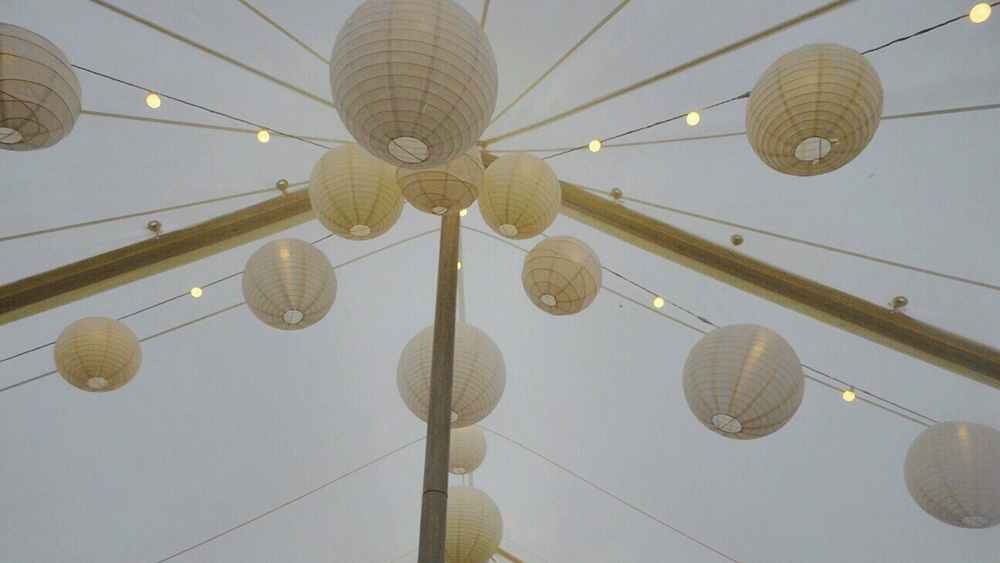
[904,421,1000,529]
[522,236,602,315]
[242,238,337,330]
[329,0,498,169]
[309,144,404,240]
[398,150,483,216]
[0,23,82,151]
[683,324,804,439]
[446,486,503,563]
[479,153,560,239]
[449,425,487,475]
[54,317,141,392]
[746,43,883,176]
[397,322,505,428]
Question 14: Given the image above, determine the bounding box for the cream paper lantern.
[479,153,560,239]
[746,43,883,176]
[242,238,337,330]
[397,322,505,428]
[904,421,1000,529]
[329,0,498,169]
[309,143,404,240]
[450,425,487,475]
[398,149,483,216]
[446,486,503,563]
[0,23,82,150]
[54,317,141,392]
[522,236,602,315]
[683,324,805,439]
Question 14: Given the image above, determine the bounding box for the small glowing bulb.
[459,208,468,217]
[457,261,462,270]
[146,92,161,109]
[279,248,290,259]
[842,388,856,402]
[588,139,602,152]
[652,296,665,309]
[257,128,270,143]
[686,111,700,126]
[190,287,203,298]
[970,3,991,23]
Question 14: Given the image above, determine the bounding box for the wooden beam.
[0,190,315,325]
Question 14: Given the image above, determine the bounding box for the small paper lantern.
[479,153,560,239]
[329,0,498,169]
[242,238,337,330]
[522,236,601,315]
[308,144,404,240]
[397,322,505,428]
[905,421,1000,529]
[446,486,503,563]
[398,150,483,216]
[746,43,883,176]
[683,324,804,439]
[450,425,487,475]
[54,317,141,392]
[0,23,82,151]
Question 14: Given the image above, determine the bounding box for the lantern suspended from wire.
[449,425,487,475]
[397,149,483,216]
[479,153,561,239]
[746,43,883,176]
[54,317,141,392]
[309,143,404,240]
[242,238,337,330]
[329,0,498,169]
[522,236,602,315]
[446,486,503,563]
[0,23,82,151]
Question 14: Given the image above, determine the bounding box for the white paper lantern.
[398,149,483,216]
[479,153,560,239]
[309,143,404,240]
[54,317,141,392]
[522,236,601,315]
[905,421,1000,529]
[450,425,487,475]
[242,238,337,330]
[329,0,498,169]
[746,43,883,176]
[397,322,505,428]
[683,324,804,439]
[446,486,503,563]
[0,23,82,151]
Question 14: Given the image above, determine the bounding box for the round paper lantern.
[54,317,141,392]
[522,236,601,315]
[683,324,804,439]
[479,153,560,239]
[746,43,883,176]
[329,0,498,169]
[450,425,487,475]
[308,143,404,240]
[242,238,337,330]
[904,421,1000,529]
[446,486,503,563]
[0,23,82,151]
[397,322,505,428]
[398,149,483,216]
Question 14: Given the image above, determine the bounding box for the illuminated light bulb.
[257,128,270,143]
[842,388,856,402]
[686,111,700,126]
[146,92,161,109]
[653,296,665,309]
[459,208,468,217]
[588,139,602,152]
[457,261,462,270]
[970,3,991,22]
[190,287,203,298]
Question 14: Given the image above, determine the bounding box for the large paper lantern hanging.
[479,153,561,239]
[308,143,404,240]
[329,0,498,169]
[397,149,483,216]
[746,43,883,176]
[397,322,506,428]
[449,425,487,475]
[446,486,503,563]
[904,421,1000,529]
[522,236,602,315]
[0,23,82,151]
[242,238,337,330]
[54,317,141,392]
[683,324,805,440]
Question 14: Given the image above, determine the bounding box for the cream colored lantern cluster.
[480,153,561,239]
[446,486,503,563]
[522,236,602,315]
[449,425,487,475]
[309,143,404,240]
[54,317,141,392]
[242,238,338,330]
[398,150,484,216]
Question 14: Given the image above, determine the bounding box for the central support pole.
[417,214,461,563]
